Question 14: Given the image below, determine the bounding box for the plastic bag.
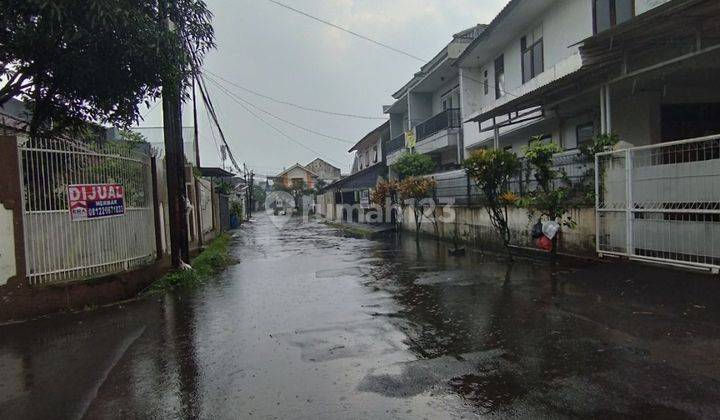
[542,221,560,240]
[531,220,544,239]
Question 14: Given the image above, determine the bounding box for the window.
[494,55,505,99]
[442,96,453,111]
[442,88,458,110]
[576,123,595,149]
[365,151,370,167]
[521,27,543,84]
[594,0,635,34]
[372,145,378,163]
[483,70,489,95]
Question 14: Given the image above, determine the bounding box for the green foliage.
[519,138,576,234]
[464,148,521,257]
[118,130,149,144]
[566,132,621,207]
[0,0,215,135]
[230,200,244,220]
[215,180,232,195]
[391,152,435,179]
[253,185,266,206]
[397,176,438,240]
[580,133,619,158]
[149,234,233,291]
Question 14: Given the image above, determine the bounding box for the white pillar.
[493,117,500,149]
[600,86,607,134]
[605,84,612,134]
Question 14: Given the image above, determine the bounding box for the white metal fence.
[18,137,156,285]
[596,135,720,273]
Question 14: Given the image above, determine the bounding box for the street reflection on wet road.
[2,215,720,419]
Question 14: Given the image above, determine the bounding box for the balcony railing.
[415,108,461,141]
[386,133,406,155]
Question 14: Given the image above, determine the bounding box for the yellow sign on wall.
[404,129,416,149]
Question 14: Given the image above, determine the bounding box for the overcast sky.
[139,0,507,177]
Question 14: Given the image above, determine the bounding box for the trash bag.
[531,220,544,239]
[542,220,560,240]
[536,235,553,251]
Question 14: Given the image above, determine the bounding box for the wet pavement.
[2,215,720,419]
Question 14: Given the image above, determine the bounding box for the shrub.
[391,152,435,179]
[397,176,437,240]
[463,149,521,258]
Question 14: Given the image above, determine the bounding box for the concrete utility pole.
[248,171,255,220]
[192,77,203,248]
[160,0,190,267]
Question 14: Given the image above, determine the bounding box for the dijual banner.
[67,184,125,222]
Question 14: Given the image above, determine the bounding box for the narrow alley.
[2,215,720,419]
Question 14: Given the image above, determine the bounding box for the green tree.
[391,152,435,179]
[313,178,328,194]
[398,177,437,241]
[464,149,521,259]
[0,0,215,135]
[253,185,267,209]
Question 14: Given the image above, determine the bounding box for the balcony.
[386,109,462,166]
[386,133,406,155]
[415,108,461,141]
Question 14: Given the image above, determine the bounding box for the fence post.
[150,156,163,260]
[625,149,633,257]
[466,173,472,206]
[0,136,26,287]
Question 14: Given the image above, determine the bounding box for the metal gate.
[18,137,156,284]
[595,135,720,273]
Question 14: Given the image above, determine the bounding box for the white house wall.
[636,0,672,14]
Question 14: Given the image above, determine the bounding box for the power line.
[204,70,386,121]
[265,0,426,63]
[205,74,355,145]
[204,77,345,167]
[195,72,244,175]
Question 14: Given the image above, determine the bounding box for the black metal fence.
[386,133,405,155]
[416,108,461,141]
[429,150,593,206]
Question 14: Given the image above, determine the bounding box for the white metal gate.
[18,137,156,284]
[595,135,720,273]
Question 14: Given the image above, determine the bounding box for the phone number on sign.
[88,205,125,218]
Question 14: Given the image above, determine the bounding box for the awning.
[468,0,720,125]
[321,164,384,193]
[199,167,235,178]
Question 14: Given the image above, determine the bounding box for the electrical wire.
[195,72,244,175]
[204,70,386,121]
[204,74,355,145]
[265,0,426,63]
[203,76,346,167]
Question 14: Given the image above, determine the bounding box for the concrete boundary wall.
[401,205,596,257]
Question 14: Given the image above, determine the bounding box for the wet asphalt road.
[2,215,720,419]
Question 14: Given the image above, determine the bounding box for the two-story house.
[455,0,720,271]
[457,0,718,157]
[273,164,318,190]
[316,121,391,221]
[384,25,487,175]
[304,158,341,185]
